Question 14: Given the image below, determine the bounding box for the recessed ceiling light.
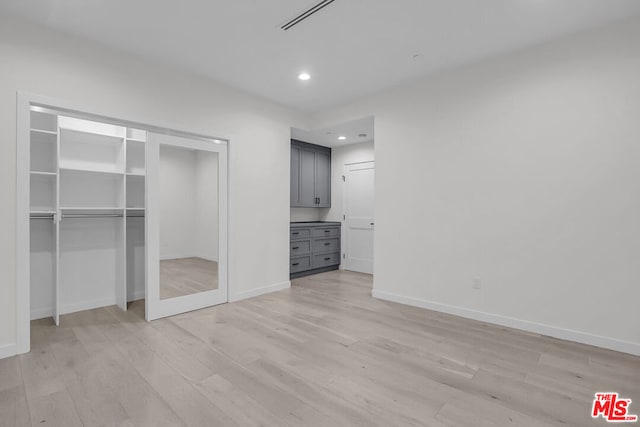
[338,136,346,140]
[298,72,311,81]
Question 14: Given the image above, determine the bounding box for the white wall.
[159,145,198,260]
[290,207,328,222]
[159,146,218,261]
[195,151,219,261]
[312,17,640,354]
[0,17,307,355]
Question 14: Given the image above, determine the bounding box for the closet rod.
[62,214,124,219]
[30,214,144,219]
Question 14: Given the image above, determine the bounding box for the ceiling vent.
[281,0,336,31]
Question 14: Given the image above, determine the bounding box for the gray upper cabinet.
[290,144,300,205]
[299,147,317,206]
[315,150,330,207]
[290,140,331,208]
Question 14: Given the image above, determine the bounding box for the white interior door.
[146,132,227,320]
[343,161,374,274]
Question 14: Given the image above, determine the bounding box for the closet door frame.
[16,92,230,356]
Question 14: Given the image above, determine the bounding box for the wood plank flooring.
[2,270,639,426]
[160,257,218,299]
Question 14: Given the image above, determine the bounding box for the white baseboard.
[229,280,291,303]
[31,307,53,320]
[160,253,218,262]
[127,290,146,302]
[160,253,196,261]
[31,291,145,320]
[197,254,218,262]
[59,297,118,316]
[0,343,17,360]
[372,290,640,357]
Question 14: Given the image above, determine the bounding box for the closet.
[29,107,146,324]
[22,98,228,339]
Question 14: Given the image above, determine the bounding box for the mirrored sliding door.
[146,132,227,320]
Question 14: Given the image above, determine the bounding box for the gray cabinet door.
[315,150,331,207]
[290,145,300,207]
[299,147,317,207]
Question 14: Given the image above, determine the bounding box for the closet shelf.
[30,128,57,136]
[60,206,124,210]
[59,165,124,175]
[30,171,57,176]
[126,208,145,218]
[59,124,125,140]
[126,171,146,177]
[60,207,124,216]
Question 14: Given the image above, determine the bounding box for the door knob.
[370,222,375,226]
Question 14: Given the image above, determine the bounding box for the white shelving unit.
[29,109,147,324]
[125,129,146,305]
[29,111,59,323]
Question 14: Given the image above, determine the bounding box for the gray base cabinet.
[290,222,341,278]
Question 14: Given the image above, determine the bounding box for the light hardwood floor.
[160,257,218,300]
[1,270,639,426]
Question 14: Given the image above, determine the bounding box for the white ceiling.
[2,1,640,112]
[292,116,374,148]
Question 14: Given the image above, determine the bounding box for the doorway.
[343,161,375,274]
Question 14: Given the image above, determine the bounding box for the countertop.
[290,221,341,227]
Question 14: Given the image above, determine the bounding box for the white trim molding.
[372,289,640,357]
[0,344,17,360]
[229,281,291,302]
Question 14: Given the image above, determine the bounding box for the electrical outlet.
[473,278,481,290]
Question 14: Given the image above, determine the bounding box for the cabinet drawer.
[290,256,311,273]
[312,227,340,238]
[313,252,340,268]
[290,228,310,240]
[290,240,311,256]
[312,238,339,253]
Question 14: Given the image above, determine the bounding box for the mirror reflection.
[159,145,218,299]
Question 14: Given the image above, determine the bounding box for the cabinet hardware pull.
[292,263,299,266]
[292,232,299,235]
[324,230,330,233]
[292,246,300,250]
[324,242,330,246]
[324,257,331,261]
